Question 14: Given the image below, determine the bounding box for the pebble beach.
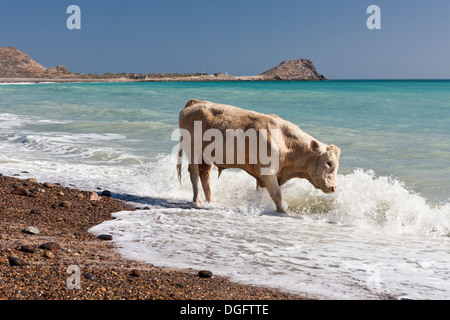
[0,173,310,301]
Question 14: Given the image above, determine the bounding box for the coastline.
[0,173,312,300]
[0,74,330,84]
[0,75,263,84]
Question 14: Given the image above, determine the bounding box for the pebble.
[198,270,213,278]
[97,234,113,241]
[20,245,37,253]
[83,191,100,201]
[30,209,41,215]
[59,201,71,208]
[39,242,61,253]
[130,269,142,277]
[43,250,55,259]
[22,226,40,235]
[8,256,27,267]
[101,190,112,197]
[84,272,96,281]
[27,178,37,183]
[10,188,30,196]
[43,182,55,188]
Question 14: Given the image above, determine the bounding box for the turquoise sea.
[1,80,449,299]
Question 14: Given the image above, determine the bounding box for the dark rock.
[84,272,96,281]
[10,188,30,196]
[101,190,112,197]
[198,270,213,278]
[20,245,37,253]
[39,242,61,253]
[8,256,27,267]
[97,234,113,241]
[30,209,41,215]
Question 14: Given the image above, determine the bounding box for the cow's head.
[309,140,340,194]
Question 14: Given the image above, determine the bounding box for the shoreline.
[0,173,313,300]
[0,75,328,84]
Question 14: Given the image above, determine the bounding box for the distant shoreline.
[0,75,325,84]
[3,77,450,84]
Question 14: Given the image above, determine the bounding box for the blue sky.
[1,0,450,79]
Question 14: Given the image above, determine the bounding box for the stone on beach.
[20,244,37,253]
[8,256,27,267]
[100,190,112,197]
[43,182,55,188]
[10,188,30,196]
[82,191,100,201]
[97,234,113,241]
[43,250,55,259]
[22,226,40,235]
[198,270,213,278]
[130,269,142,277]
[84,272,96,281]
[39,242,61,253]
[59,201,71,208]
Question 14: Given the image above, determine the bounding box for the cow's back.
[179,99,281,132]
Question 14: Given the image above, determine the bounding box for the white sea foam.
[88,155,450,300]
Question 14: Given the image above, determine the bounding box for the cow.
[177,99,340,214]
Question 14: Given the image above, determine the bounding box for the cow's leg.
[259,174,286,214]
[256,178,265,190]
[199,162,213,202]
[188,164,202,203]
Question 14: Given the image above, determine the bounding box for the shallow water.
[1,81,449,299]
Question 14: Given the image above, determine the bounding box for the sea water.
[0,80,449,299]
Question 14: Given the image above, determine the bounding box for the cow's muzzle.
[323,186,336,194]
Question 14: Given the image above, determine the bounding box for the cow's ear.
[310,140,321,153]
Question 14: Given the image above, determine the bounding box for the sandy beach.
[0,173,311,301]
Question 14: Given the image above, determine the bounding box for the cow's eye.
[326,161,333,168]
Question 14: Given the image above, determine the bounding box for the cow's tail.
[177,144,183,184]
[177,99,200,184]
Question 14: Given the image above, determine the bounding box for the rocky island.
[0,46,327,83]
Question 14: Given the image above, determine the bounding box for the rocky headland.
[0,46,327,82]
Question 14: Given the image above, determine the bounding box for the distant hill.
[0,46,70,78]
[0,46,47,77]
[259,59,327,81]
[0,46,327,81]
